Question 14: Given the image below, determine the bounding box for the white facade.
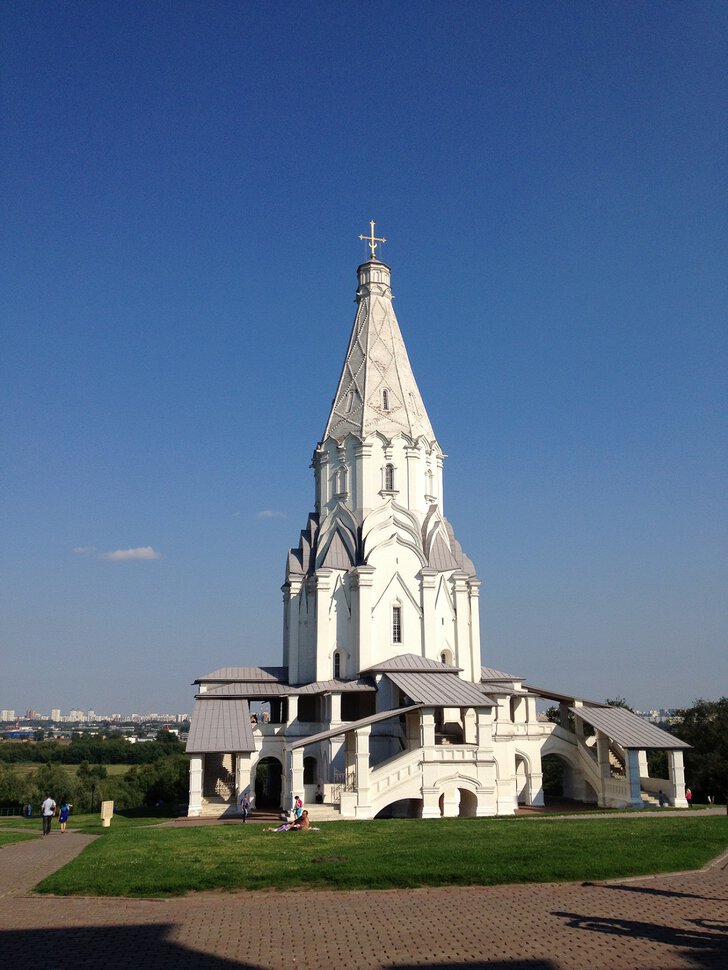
[187,249,687,820]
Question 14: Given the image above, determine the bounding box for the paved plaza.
[0,820,726,969]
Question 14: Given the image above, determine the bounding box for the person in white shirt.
[41,794,56,836]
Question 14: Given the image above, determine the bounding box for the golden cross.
[359,220,386,260]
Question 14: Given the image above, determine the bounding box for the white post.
[188,755,203,817]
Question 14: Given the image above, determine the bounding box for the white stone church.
[186,230,689,820]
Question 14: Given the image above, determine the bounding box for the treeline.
[0,755,189,813]
[0,730,184,765]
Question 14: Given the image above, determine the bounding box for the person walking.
[685,786,693,808]
[58,798,72,832]
[40,793,56,835]
[239,793,250,822]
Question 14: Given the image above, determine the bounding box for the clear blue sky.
[2,1,726,715]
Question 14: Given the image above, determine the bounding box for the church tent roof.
[387,671,495,708]
[570,705,691,750]
[186,698,255,753]
[362,654,462,674]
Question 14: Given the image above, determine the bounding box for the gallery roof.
[571,705,691,750]
[362,654,461,674]
[186,697,255,754]
[386,670,495,708]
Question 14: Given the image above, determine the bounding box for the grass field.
[35,814,728,898]
[0,830,37,848]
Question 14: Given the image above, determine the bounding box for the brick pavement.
[0,829,726,969]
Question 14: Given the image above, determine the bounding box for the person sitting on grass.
[264,810,318,832]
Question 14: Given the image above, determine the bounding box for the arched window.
[336,467,347,495]
[333,651,341,679]
[392,605,402,644]
[382,388,390,411]
[303,756,317,785]
[384,463,395,491]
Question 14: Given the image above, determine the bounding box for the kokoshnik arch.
[186,226,689,820]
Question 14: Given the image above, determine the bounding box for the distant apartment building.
[51,708,61,721]
[1,710,16,721]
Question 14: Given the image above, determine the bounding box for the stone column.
[668,750,688,807]
[421,708,436,747]
[287,695,299,730]
[596,732,611,780]
[421,787,441,819]
[291,747,305,809]
[625,749,643,807]
[441,786,460,817]
[354,725,372,818]
[463,707,477,744]
[530,770,545,807]
[188,755,203,817]
[329,692,342,724]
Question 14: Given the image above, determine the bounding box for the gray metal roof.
[186,698,256,753]
[200,682,290,699]
[200,677,376,699]
[363,653,462,674]
[195,666,288,685]
[481,666,520,681]
[286,704,424,751]
[571,705,690,750]
[525,683,607,707]
[292,677,376,694]
[387,671,495,708]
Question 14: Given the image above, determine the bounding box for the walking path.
[1,816,726,969]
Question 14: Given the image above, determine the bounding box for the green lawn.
[35,814,728,898]
[0,830,37,847]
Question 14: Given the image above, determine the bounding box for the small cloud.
[98,546,162,561]
[256,510,287,520]
[72,546,96,556]
[232,511,241,518]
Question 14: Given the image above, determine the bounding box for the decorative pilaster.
[419,568,437,656]
[452,572,469,670]
[314,569,334,681]
[467,578,481,682]
[350,565,375,672]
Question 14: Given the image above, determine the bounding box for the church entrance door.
[255,757,283,809]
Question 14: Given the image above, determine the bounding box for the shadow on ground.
[553,910,728,969]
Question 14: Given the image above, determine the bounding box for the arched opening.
[254,756,282,809]
[541,754,565,799]
[440,648,453,666]
[333,650,341,679]
[382,388,390,411]
[374,797,422,819]
[392,604,402,643]
[515,754,530,805]
[458,787,477,817]
[303,755,317,785]
[384,463,395,491]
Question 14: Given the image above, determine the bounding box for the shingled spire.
[322,258,437,445]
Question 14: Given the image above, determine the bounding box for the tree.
[669,698,728,804]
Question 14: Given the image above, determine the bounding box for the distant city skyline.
[2,3,726,713]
